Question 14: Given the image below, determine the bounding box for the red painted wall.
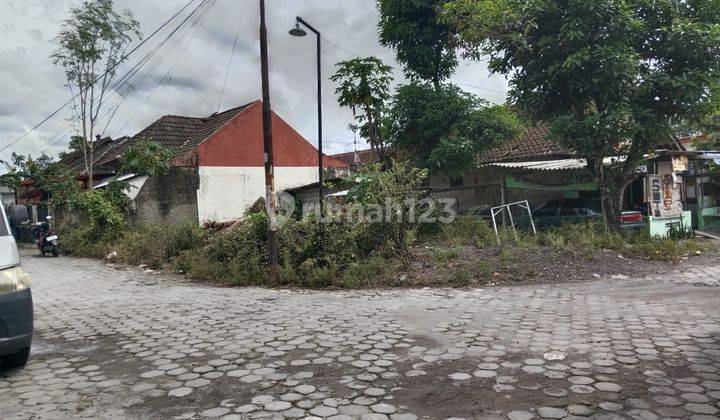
[196,101,348,168]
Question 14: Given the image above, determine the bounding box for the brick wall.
[133,167,199,225]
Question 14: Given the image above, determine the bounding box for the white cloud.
[0,0,508,164]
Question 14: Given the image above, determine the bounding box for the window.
[449,176,464,187]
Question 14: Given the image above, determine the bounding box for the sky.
[0,0,509,165]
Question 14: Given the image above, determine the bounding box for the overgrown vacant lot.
[61,216,715,289]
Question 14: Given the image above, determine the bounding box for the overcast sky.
[0,0,508,165]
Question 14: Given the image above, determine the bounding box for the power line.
[217,0,248,113]
[116,0,218,135]
[0,0,200,155]
[99,0,214,133]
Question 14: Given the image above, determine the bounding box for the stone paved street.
[1,251,720,419]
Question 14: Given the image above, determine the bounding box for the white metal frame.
[490,200,537,245]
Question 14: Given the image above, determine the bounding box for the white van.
[0,204,33,369]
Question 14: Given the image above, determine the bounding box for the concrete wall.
[197,166,317,223]
[191,101,347,223]
[133,167,199,225]
[430,167,507,212]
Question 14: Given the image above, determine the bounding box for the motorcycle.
[33,216,60,257]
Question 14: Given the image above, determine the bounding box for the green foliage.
[377,0,460,86]
[52,0,141,181]
[70,187,128,240]
[534,221,706,262]
[60,226,112,259]
[177,213,269,286]
[388,83,522,175]
[120,140,173,177]
[444,0,720,220]
[0,153,78,203]
[436,214,496,246]
[339,256,396,288]
[331,57,394,162]
[116,223,205,269]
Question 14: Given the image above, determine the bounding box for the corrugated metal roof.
[485,157,623,171]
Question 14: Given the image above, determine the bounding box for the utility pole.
[259,0,279,271]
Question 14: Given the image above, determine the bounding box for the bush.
[434,215,496,246]
[535,221,706,262]
[175,213,268,285]
[116,222,205,269]
[61,226,112,258]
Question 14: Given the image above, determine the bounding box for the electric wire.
[1,0,201,154]
[217,0,248,113]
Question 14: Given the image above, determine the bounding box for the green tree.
[120,140,173,177]
[377,0,460,88]
[388,82,521,176]
[0,153,78,203]
[331,57,394,164]
[444,0,720,222]
[52,0,141,186]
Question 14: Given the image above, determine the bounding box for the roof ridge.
[157,101,258,121]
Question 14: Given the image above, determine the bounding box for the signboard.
[672,155,689,172]
[648,174,683,218]
[505,174,597,192]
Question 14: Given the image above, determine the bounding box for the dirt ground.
[400,240,720,288]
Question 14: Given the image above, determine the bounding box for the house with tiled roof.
[330,148,381,167]
[475,125,573,164]
[87,101,348,224]
[428,124,601,212]
[429,123,651,213]
[58,136,131,188]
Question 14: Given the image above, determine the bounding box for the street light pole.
[260,0,279,271]
[290,17,324,214]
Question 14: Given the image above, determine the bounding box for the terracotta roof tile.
[477,124,573,164]
[331,148,380,166]
[97,102,255,167]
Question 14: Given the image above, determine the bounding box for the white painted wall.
[197,166,318,223]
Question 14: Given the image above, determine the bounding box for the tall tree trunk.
[592,156,633,225]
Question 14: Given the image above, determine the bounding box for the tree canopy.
[0,154,77,203]
[388,83,522,176]
[120,140,174,177]
[331,57,394,163]
[377,0,460,87]
[444,0,720,220]
[52,0,141,184]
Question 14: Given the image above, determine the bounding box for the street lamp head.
[289,22,307,37]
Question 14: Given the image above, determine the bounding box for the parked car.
[532,198,646,231]
[0,204,33,369]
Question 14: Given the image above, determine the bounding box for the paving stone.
[473,370,497,379]
[595,382,623,392]
[370,403,397,414]
[566,404,595,416]
[309,405,339,417]
[599,402,624,411]
[683,403,718,415]
[7,248,720,420]
[507,411,534,420]
[200,407,231,417]
[168,387,193,397]
[264,401,292,412]
[537,406,567,418]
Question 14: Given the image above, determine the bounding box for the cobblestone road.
[1,251,719,419]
